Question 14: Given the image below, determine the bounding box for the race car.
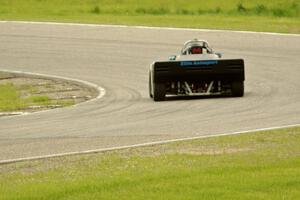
[149,39,245,101]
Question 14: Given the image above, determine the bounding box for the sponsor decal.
[180,60,218,67]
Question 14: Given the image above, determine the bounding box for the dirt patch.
[0,71,99,116]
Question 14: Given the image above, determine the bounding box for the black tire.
[231,81,244,97]
[149,73,153,98]
[153,82,166,101]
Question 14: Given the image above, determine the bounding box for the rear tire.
[153,82,166,101]
[231,81,244,97]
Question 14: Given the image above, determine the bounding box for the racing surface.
[0,22,299,161]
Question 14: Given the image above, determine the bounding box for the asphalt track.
[0,21,299,162]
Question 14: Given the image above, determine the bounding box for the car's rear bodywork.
[149,40,245,101]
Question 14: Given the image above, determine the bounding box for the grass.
[0,82,74,112]
[0,0,299,33]
[0,83,26,111]
[0,127,299,199]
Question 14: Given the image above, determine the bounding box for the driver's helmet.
[181,39,211,55]
[190,46,202,54]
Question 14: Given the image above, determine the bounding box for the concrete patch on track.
[0,70,105,117]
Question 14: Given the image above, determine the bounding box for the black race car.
[149,39,245,101]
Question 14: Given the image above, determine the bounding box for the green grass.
[1,127,299,199]
[0,83,26,111]
[0,0,299,33]
[0,83,74,112]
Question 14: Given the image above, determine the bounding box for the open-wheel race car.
[149,39,245,101]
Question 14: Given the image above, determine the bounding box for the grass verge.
[0,127,299,199]
[0,0,299,33]
[0,83,26,111]
[0,82,74,112]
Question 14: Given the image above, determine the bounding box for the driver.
[190,46,202,54]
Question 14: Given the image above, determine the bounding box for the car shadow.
[165,95,231,101]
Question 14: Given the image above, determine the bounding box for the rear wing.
[153,59,245,83]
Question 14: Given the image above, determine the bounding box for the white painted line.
[0,20,299,37]
[0,112,29,117]
[0,123,299,165]
[0,69,106,118]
